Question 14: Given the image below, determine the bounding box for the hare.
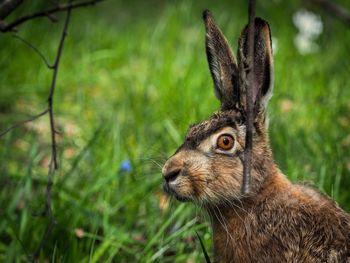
[162,10,350,263]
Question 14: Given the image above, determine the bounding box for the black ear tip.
[202,9,211,20]
[254,17,270,28]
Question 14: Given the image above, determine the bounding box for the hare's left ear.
[238,18,273,118]
[203,10,239,110]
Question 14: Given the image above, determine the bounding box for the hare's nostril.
[164,168,181,183]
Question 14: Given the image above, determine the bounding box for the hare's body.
[162,10,350,262]
[211,169,350,262]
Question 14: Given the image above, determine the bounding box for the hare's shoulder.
[266,176,348,214]
[295,183,350,259]
[253,180,350,261]
[293,183,335,205]
[278,182,350,225]
[294,182,348,213]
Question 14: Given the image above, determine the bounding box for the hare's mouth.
[163,180,191,202]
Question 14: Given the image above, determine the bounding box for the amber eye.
[217,134,235,150]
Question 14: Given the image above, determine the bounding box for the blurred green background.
[0,0,349,262]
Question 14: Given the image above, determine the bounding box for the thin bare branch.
[0,0,105,260]
[30,161,57,260]
[30,3,73,259]
[0,109,49,137]
[12,34,53,68]
[47,0,73,170]
[309,0,350,27]
[0,0,105,32]
[0,0,24,19]
[242,0,256,194]
[46,13,59,23]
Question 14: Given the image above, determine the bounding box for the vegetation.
[0,0,349,262]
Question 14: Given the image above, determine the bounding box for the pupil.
[223,137,229,145]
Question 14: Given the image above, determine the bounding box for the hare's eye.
[217,134,235,150]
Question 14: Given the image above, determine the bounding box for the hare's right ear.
[203,10,239,110]
[238,18,273,116]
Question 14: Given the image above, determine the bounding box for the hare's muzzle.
[161,149,213,202]
[162,155,187,199]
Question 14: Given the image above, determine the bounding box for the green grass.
[0,0,350,262]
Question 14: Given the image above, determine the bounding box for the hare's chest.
[211,206,304,263]
[211,212,260,262]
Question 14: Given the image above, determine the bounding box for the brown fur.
[162,10,350,263]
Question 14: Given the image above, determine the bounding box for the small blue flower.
[120,160,132,172]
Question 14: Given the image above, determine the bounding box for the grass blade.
[195,231,211,263]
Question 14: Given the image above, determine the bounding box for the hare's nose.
[162,154,184,182]
[163,168,181,183]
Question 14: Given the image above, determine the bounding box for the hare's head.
[162,11,274,205]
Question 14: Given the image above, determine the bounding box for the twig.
[30,3,72,259]
[47,0,73,170]
[0,0,105,32]
[0,109,49,137]
[242,0,256,194]
[30,162,57,260]
[12,34,53,68]
[0,0,105,260]
[0,0,24,19]
[309,0,350,27]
